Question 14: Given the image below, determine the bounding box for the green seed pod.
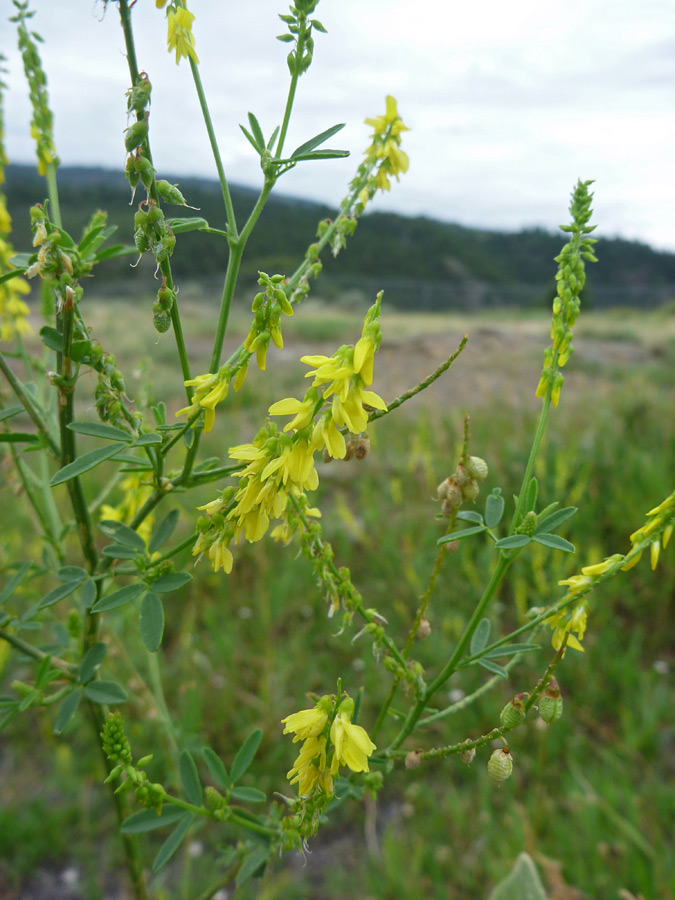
[136,155,156,192]
[134,228,150,254]
[516,511,537,537]
[124,118,149,152]
[157,285,176,311]
[487,747,513,785]
[153,309,171,334]
[539,677,563,724]
[499,693,528,729]
[146,204,163,225]
[157,179,188,207]
[466,456,489,481]
[461,478,480,502]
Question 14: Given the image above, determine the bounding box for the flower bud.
[539,676,563,724]
[405,751,422,770]
[487,747,513,784]
[466,456,488,481]
[516,510,537,537]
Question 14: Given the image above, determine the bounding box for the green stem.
[45,162,62,228]
[0,629,76,676]
[145,649,180,766]
[509,390,552,531]
[189,59,237,238]
[0,351,60,457]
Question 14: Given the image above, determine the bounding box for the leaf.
[53,689,82,735]
[39,325,63,352]
[533,533,576,553]
[84,680,128,704]
[535,506,577,534]
[0,405,23,422]
[92,583,145,613]
[437,525,487,544]
[203,747,229,790]
[239,124,263,154]
[311,18,327,33]
[524,477,539,513]
[236,846,270,886]
[495,534,532,549]
[98,520,147,551]
[78,224,118,258]
[456,510,484,524]
[56,566,88,583]
[0,562,32,605]
[80,578,97,609]
[50,444,121,486]
[482,643,540,659]
[102,544,141,560]
[38,580,80,609]
[485,492,505,529]
[132,433,162,446]
[247,112,266,150]
[290,149,349,161]
[230,729,262,784]
[93,243,136,262]
[488,852,547,900]
[152,814,195,873]
[291,123,345,159]
[470,619,492,656]
[148,509,180,554]
[79,642,108,683]
[0,432,41,445]
[140,593,164,652]
[179,749,203,805]
[121,805,187,834]
[0,267,27,286]
[229,786,266,804]
[476,658,509,679]
[67,422,132,442]
[151,572,192,594]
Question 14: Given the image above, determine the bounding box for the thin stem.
[45,162,62,228]
[189,59,237,238]
[0,629,76,676]
[145,649,180,765]
[0,352,60,457]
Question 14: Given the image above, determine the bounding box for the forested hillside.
[5,165,674,309]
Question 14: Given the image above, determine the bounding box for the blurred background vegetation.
[1,168,674,899]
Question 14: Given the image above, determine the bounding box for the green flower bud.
[487,747,513,785]
[516,511,537,537]
[204,786,226,810]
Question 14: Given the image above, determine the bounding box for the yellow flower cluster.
[100,475,155,548]
[622,489,674,571]
[359,96,409,207]
[548,553,623,651]
[282,695,376,798]
[0,113,32,341]
[161,2,199,65]
[175,369,231,434]
[193,299,387,574]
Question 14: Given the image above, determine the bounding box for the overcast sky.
[2,0,674,250]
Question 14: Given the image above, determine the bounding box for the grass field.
[1,295,674,899]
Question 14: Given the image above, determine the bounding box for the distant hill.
[5,164,674,310]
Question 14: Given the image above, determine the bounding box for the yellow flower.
[167,5,199,65]
[330,708,376,775]
[286,735,332,797]
[268,391,317,432]
[549,605,587,652]
[364,95,409,138]
[281,706,328,742]
[176,370,229,433]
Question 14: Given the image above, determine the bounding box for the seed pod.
[466,456,488,481]
[487,747,513,784]
[460,746,476,765]
[539,677,563,724]
[153,308,171,333]
[134,227,150,254]
[416,617,431,639]
[461,478,480,502]
[157,179,193,207]
[499,693,528,728]
[405,751,422,770]
[439,479,463,511]
[124,118,149,152]
[136,155,156,192]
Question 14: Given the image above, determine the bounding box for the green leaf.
[456,510,484,525]
[140,593,164,652]
[239,125,263,155]
[535,507,577,534]
[524,477,539,513]
[229,786,266,804]
[485,491,505,529]
[0,267,27,286]
[38,580,80,609]
[84,680,128,704]
[236,846,270,886]
[92,583,145,613]
[102,544,140,560]
[291,123,345,159]
[495,534,532,549]
[78,224,117,259]
[179,749,202,805]
[0,405,23,422]
[437,525,487,544]
[247,112,265,150]
[132,433,162,446]
[53,688,82,735]
[98,520,147,551]
[470,618,491,656]
[311,18,327,32]
[203,747,229,789]
[151,572,192,593]
[56,566,88,583]
[476,658,509,679]
[80,578,97,609]
[39,325,63,352]
[152,815,195,873]
[0,562,32,605]
[276,33,295,42]
[488,852,547,900]
[50,444,122,486]
[93,243,136,262]
[67,422,132,442]
[0,432,41,445]
[148,510,180,554]
[290,149,349,161]
[533,533,575,553]
[79,642,107,683]
[482,643,540,659]
[230,729,262,784]
[121,806,186,834]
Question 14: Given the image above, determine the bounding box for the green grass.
[1,301,673,899]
